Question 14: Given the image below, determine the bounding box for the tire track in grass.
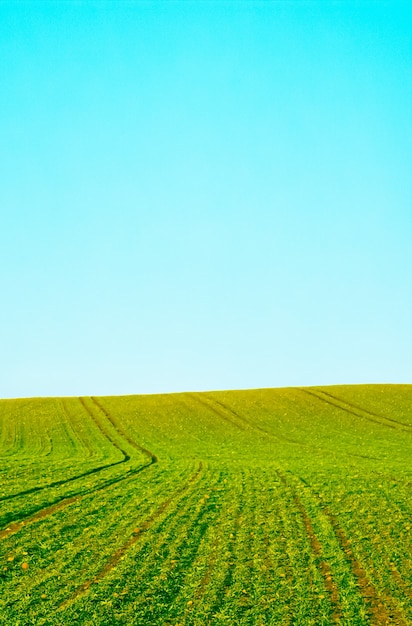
[199,394,298,443]
[57,463,202,611]
[201,395,384,462]
[277,471,342,623]
[2,465,189,618]
[0,458,158,540]
[294,496,341,620]
[390,570,412,601]
[287,472,409,626]
[1,396,156,502]
[0,451,125,504]
[276,473,322,623]
[90,397,158,463]
[0,496,79,540]
[0,398,130,504]
[204,395,325,445]
[323,506,408,626]
[192,394,310,449]
[332,485,412,604]
[299,388,408,433]
[1,398,157,534]
[188,394,246,431]
[58,461,203,611]
[80,397,131,461]
[317,389,412,431]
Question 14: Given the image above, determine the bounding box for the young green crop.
[0,384,411,625]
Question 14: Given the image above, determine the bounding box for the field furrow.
[91,397,158,462]
[286,471,411,624]
[279,474,342,621]
[59,462,203,611]
[314,389,412,431]
[0,384,410,625]
[300,388,407,433]
[0,455,159,539]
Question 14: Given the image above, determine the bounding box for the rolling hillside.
[0,385,411,625]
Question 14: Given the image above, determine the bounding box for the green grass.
[0,384,411,625]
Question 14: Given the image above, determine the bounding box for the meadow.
[0,384,411,625]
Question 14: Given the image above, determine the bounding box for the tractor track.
[1,397,156,503]
[0,459,156,540]
[285,471,409,626]
[194,394,385,462]
[188,394,246,431]
[0,398,130,504]
[277,471,342,623]
[0,456,126,504]
[0,398,157,533]
[58,461,203,610]
[299,388,410,433]
[90,397,158,462]
[324,507,407,625]
[80,397,131,461]
[191,393,310,446]
[317,389,412,430]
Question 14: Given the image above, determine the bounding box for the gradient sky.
[1,1,411,398]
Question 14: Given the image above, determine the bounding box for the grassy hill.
[0,385,411,625]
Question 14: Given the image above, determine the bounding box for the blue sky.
[1,1,411,398]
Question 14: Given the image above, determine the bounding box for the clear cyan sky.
[1,1,411,398]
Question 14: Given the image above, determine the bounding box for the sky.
[1,1,411,398]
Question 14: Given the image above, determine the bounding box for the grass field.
[0,384,411,625]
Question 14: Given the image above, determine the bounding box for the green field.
[0,385,411,625]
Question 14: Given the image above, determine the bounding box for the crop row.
[0,385,411,624]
